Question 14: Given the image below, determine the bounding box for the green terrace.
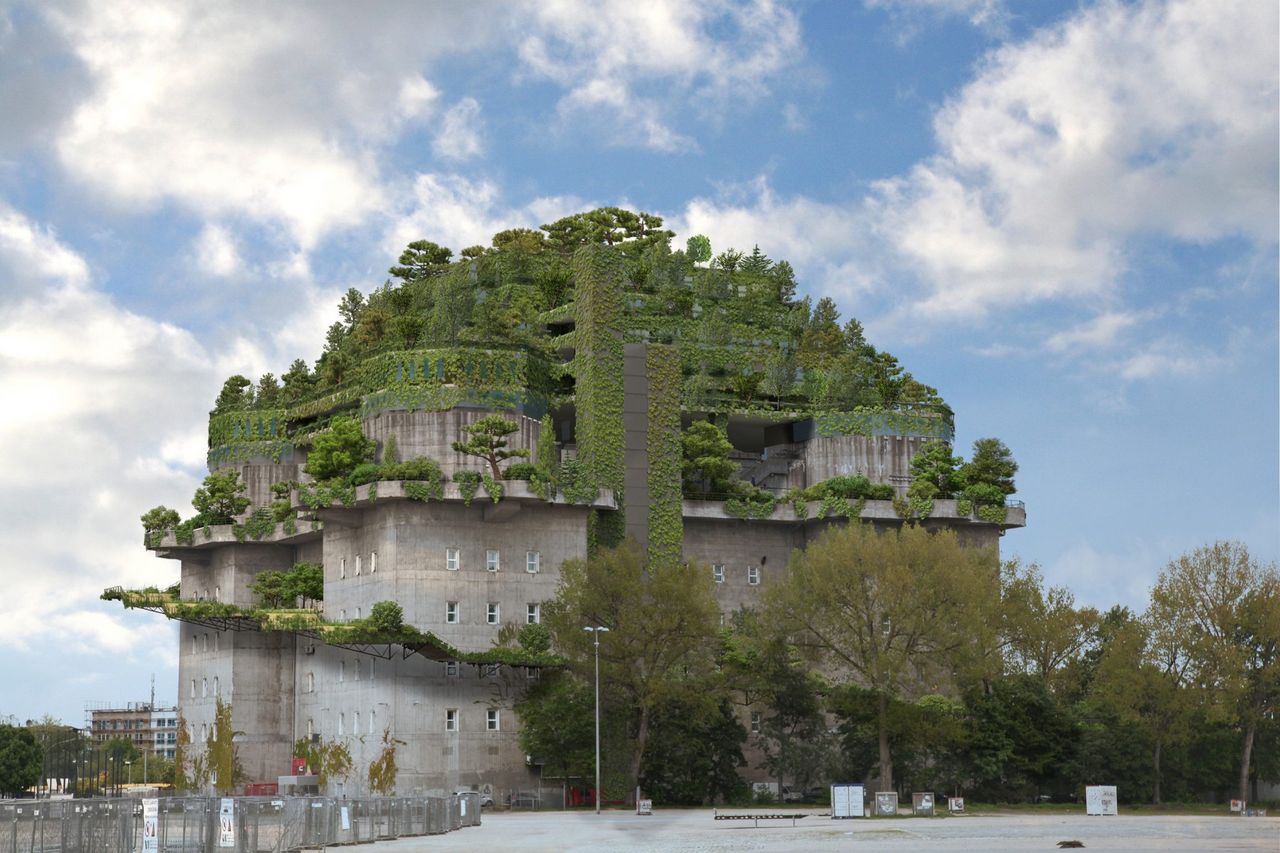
[100,587,565,668]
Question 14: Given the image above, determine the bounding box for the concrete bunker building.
[107,231,1024,797]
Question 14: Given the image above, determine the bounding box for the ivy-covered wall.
[645,344,683,568]
[572,245,626,551]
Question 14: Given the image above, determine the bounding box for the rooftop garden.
[205,207,952,459]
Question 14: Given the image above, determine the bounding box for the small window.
[527,603,541,625]
[190,635,196,655]
[446,548,460,571]
[483,664,500,679]
[353,659,360,681]
[370,551,377,573]
[340,609,347,621]
[306,718,313,737]
[339,661,345,683]
[212,676,219,696]
[747,566,760,586]
[368,660,374,681]
[751,711,761,734]
[369,709,375,734]
[201,678,208,698]
[190,679,196,698]
[214,585,221,601]
[486,710,500,731]
[200,724,207,741]
[202,634,209,652]
[526,668,540,682]
[338,713,345,736]
[307,672,315,693]
[445,709,458,732]
[487,602,500,625]
[355,555,362,576]
[340,557,346,579]
[446,602,459,624]
[526,551,540,573]
[214,633,220,651]
[353,711,360,732]
[445,660,459,677]
[486,550,500,572]
[712,564,725,584]
[355,606,361,620]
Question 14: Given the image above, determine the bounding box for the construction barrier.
[0,793,481,853]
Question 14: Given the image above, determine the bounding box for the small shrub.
[503,462,541,481]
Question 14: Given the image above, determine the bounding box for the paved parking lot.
[380,808,1279,852]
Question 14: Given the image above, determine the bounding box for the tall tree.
[451,416,530,480]
[766,523,1000,792]
[0,725,42,796]
[1149,542,1280,802]
[543,540,721,791]
[192,470,250,523]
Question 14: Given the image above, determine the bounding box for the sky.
[0,0,1275,727]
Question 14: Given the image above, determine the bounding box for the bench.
[713,809,810,828]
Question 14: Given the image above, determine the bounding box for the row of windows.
[711,564,761,585]
[189,677,222,699]
[302,708,503,737]
[446,602,541,625]
[338,552,377,579]
[189,633,221,654]
[446,548,540,573]
[304,660,536,693]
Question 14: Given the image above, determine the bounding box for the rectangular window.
[486,550,500,572]
[445,709,458,732]
[750,711,762,734]
[487,602,500,625]
[355,555,362,576]
[370,551,377,573]
[526,603,541,624]
[446,548,460,571]
[484,664,500,679]
[446,602,459,624]
[526,551,540,573]
[712,563,725,584]
[340,557,346,579]
[486,710,500,731]
[747,565,760,586]
[445,660,459,677]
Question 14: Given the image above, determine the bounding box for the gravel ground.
[378,808,1279,853]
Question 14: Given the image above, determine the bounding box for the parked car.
[453,788,494,808]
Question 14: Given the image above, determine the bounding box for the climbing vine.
[367,728,406,796]
[646,344,683,567]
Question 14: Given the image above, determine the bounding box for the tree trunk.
[1152,738,1162,805]
[877,692,894,794]
[630,703,651,793]
[1238,716,1256,804]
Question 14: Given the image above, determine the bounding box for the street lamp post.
[583,625,609,815]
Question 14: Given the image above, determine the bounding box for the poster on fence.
[142,799,158,853]
[340,806,350,831]
[1085,786,1117,816]
[218,798,235,847]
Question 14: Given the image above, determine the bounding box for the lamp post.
[583,625,609,814]
[124,760,133,794]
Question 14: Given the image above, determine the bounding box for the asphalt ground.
[377,808,1279,853]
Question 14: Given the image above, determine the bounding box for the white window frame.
[713,563,725,584]
[747,565,760,586]
[338,713,345,736]
[445,660,459,677]
[446,548,460,571]
[527,603,541,624]
[212,676,219,696]
[445,709,458,732]
[201,678,207,698]
[486,549,500,572]
[307,672,315,693]
[355,555,362,576]
[446,601,459,624]
[339,661,345,683]
[526,550,540,573]
[340,557,346,579]
[486,710,500,731]
[370,551,377,573]
[189,679,195,699]
[487,602,500,625]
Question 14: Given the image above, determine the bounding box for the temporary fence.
[0,793,481,853]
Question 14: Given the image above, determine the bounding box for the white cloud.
[1115,337,1229,381]
[871,0,1277,325]
[518,0,803,151]
[432,98,485,162]
[193,224,242,277]
[1044,311,1142,354]
[865,0,1005,31]
[0,202,214,656]
[386,173,591,258]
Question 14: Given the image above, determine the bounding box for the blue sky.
[0,0,1275,727]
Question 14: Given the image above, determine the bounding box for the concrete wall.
[792,434,933,494]
[363,409,540,478]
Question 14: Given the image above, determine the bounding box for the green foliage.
[367,728,406,796]
[647,345,684,567]
[249,562,324,608]
[293,737,353,788]
[305,416,374,481]
[141,505,181,546]
[451,415,530,479]
[0,725,42,796]
[208,698,244,794]
[542,207,673,254]
[214,375,254,412]
[453,469,482,505]
[640,695,747,805]
[910,440,965,498]
[367,601,404,633]
[723,486,777,519]
[502,462,541,480]
[192,469,250,523]
[381,433,398,465]
[686,234,712,264]
[963,438,1018,497]
[681,420,737,497]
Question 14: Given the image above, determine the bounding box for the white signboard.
[1085,786,1117,816]
[460,798,467,817]
[875,791,899,816]
[637,799,653,815]
[340,806,350,831]
[218,798,235,847]
[1230,799,1244,812]
[831,784,864,819]
[948,797,965,814]
[142,799,158,853]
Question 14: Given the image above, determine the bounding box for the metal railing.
[0,793,480,853]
